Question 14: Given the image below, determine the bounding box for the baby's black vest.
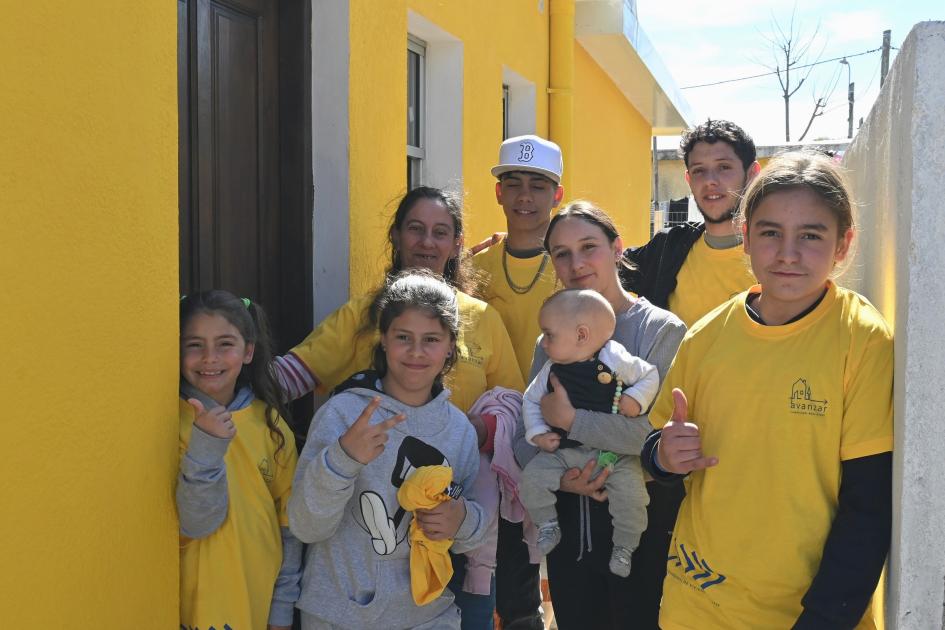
[548,355,618,448]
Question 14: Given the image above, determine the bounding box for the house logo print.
[789,378,827,416]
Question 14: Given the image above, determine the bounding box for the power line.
[859,59,882,96]
[680,46,884,90]
[790,44,887,138]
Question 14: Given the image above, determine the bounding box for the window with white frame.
[407,13,462,191]
[502,66,536,139]
[502,84,510,140]
[407,36,425,190]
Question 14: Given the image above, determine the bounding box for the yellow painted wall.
[413,0,550,248]
[348,0,408,297]
[571,43,653,247]
[348,0,551,295]
[0,2,179,625]
[347,1,659,294]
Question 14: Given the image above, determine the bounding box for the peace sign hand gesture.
[339,397,407,465]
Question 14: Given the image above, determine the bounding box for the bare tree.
[757,5,827,141]
[797,97,826,142]
[797,66,843,141]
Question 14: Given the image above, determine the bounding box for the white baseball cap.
[491,134,563,184]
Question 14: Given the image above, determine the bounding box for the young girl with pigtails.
[644,151,893,629]
[288,270,489,630]
[177,290,300,630]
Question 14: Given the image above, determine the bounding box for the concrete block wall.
[842,21,945,630]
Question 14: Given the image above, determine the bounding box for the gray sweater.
[289,380,487,629]
[513,297,686,468]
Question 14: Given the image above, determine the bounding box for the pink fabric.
[462,453,499,595]
[490,407,526,524]
[463,388,540,592]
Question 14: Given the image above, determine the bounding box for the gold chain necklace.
[502,242,549,295]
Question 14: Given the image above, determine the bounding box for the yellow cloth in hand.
[397,465,455,606]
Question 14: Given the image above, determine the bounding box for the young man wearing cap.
[620,119,760,328]
[473,134,564,383]
[471,134,564,630]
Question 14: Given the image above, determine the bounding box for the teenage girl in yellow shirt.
[177,291,300,630]
[645,152,893,629]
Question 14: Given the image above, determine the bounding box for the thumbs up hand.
[188,398,236,439]
[656,389,718,474]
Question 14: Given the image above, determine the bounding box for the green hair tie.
[242,297,251,308]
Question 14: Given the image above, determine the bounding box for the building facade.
[1,0,690,624]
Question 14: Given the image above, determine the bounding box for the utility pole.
[881,30,891,87]
[651,136,660,236]
[847,81,855,138]
[840,58,854,139]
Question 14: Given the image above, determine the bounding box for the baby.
[520,289,658,577]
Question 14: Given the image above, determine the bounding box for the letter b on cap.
[518,141,534,163]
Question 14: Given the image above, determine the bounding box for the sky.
[636,0,944,148]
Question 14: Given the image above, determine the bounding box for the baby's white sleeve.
[523,361,554,445]
[599,340,660,411]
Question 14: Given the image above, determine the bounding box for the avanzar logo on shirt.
[789,378,828,416]
[258,457,274,483]
[668,542,726,590]
[459,340,484,367]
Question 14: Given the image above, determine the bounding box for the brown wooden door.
[178,0,312,358]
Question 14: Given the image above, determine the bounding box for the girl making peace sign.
[289,271,489,629]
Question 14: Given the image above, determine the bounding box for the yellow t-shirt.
[290,290,523,411]
[472,237,559,383]
[666,237,756,329]
[650,282,893,630]
[178,399,298,630]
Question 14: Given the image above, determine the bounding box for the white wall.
[842,21,945,630]
[503,65,537,137]
[311,0,351,323]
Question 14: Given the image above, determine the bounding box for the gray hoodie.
[289,377,486,629]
